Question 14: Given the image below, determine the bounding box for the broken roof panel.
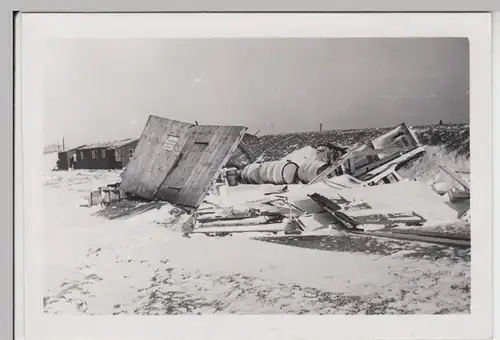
[120,115,246,208]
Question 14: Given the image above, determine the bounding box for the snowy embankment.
[42,151,470,315]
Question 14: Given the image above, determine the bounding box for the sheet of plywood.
[119,115,194,199]
[156,125,246,208]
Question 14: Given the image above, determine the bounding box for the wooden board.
[119,115,194,199]
[439,165,471,191]
[375,228,470,241]
[192,223,286,234]
[352,211,426,225]
[350,147,412,157]
[156,125,246,208]
[96,200,164,220]
[226,142,256,169]
[350,230,470,248]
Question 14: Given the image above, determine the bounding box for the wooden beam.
[439,165,471,191]
[350,230,470,248]
[350,147,412,157]
[307,147,356,185]
[197,211,284,223]
[237,141,257,163]
[375,228,470,241]
[192,225,284,235]
[308,193,361,228]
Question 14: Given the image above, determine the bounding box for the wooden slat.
[108,201,164,220]
[197,211,283,223]
[307,148,355,185]
[439,165,471,191]
[353,212,426,225]
[351,230,470,248]
[308,193,360,228]
[350,147,412,157]
[198,216,284,228]
[354,146,425,179]
[192,224,285,234]
[375,228,470,241]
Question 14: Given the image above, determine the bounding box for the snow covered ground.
[43,157,470,315]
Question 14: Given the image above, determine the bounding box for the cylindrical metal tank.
[241,161,299,185]
[240,162,263,184]
[298,160,330,184]
[226,169,239,187]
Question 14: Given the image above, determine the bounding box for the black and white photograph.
[39,36,474,315]
[16,12,493,340]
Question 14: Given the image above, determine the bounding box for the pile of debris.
[84,115,470,247]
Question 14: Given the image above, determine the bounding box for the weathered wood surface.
[192,224,285,234]
[197,211,283,223]
[97,200,164,220]
[350,229,470,248]
[350,211,426,225]
[227,142,256,168]
[439,165,471,191]
[308,193,361,228]
[120,115,193,199]
[198,216,284,228]
[376,228,471,241]
[156,125,246,208]
[350,147,413,157]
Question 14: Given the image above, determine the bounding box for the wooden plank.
[307,147,355,185]
[308,193,360,228]
[353,212,426,225]
[355,146,425,179]
[350,147,412,157]
[107,201,164,220]
[119,115,193,199]
[439,165,471,191]
[238,141,257,163]
[192,224,285,234]
[197,211,283,223]
[350,230,470,248]
[376,228,470,241]
[198,216,284,228]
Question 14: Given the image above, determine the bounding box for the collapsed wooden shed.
[120,115,247,208]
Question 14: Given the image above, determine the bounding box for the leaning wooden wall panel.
[119,115,193,199]
[182,126,246,208]
[155,125,246,208]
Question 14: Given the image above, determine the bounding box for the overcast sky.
[44,38,469,148]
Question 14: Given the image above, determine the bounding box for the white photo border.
[16,12,492,340]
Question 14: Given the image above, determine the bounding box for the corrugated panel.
[119,115,194,199]
[155,124,246,208]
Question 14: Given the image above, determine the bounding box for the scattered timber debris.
[81,119,469,248]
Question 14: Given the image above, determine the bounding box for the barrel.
[240,162,263,184]
[242,161,298,185]
[298,160,330,184]
[88,189,103,207]
[226,169,239,187]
